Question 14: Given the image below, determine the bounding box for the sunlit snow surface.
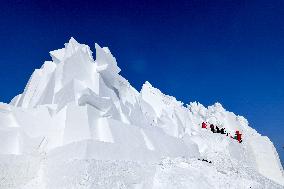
[0,38,283,189]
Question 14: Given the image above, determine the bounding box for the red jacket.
[235,131,242,142]
[202,122,207,128]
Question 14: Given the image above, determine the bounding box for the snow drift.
[0,38,283,189]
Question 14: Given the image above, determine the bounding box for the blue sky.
[0,0,283,165]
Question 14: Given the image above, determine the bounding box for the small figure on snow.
[210,124,215,133]
[202,122,207,129]
[216,126,220,133]
[235,131,242,143]
[220,128,225,134]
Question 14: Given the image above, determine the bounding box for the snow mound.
[1,38,283,189]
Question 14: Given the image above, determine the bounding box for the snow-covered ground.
[0,38,283,188]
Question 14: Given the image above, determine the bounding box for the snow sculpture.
[0,38,283,188]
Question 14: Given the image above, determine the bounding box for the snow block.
[63,103,91,145]
[248,135,284,185]
[54,79,86,111]
[0,104,18,128]
[0,129,20,155]
[17,61,56,108]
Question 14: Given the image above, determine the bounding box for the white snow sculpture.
[0,38,282,188]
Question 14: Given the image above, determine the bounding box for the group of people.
[198,158,212,164]
[201,122,242,143]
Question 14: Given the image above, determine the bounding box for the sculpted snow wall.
[0,38,283,188]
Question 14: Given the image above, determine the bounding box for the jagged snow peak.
[1,38,283,189]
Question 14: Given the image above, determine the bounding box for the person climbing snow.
[210,124,215,133]
[216,126,220,133]
[235,131,242,143]
[220,128,225,134]
[202,122,207,129]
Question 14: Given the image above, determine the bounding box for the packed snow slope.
[0,38,283,189]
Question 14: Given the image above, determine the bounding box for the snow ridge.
[0,38,283,189]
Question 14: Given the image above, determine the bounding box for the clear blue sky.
[0,0,283,165]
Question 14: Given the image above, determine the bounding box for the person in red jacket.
[235,131,242,143]
[202,122,207,129]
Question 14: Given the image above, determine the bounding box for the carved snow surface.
[0,38,283,189]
